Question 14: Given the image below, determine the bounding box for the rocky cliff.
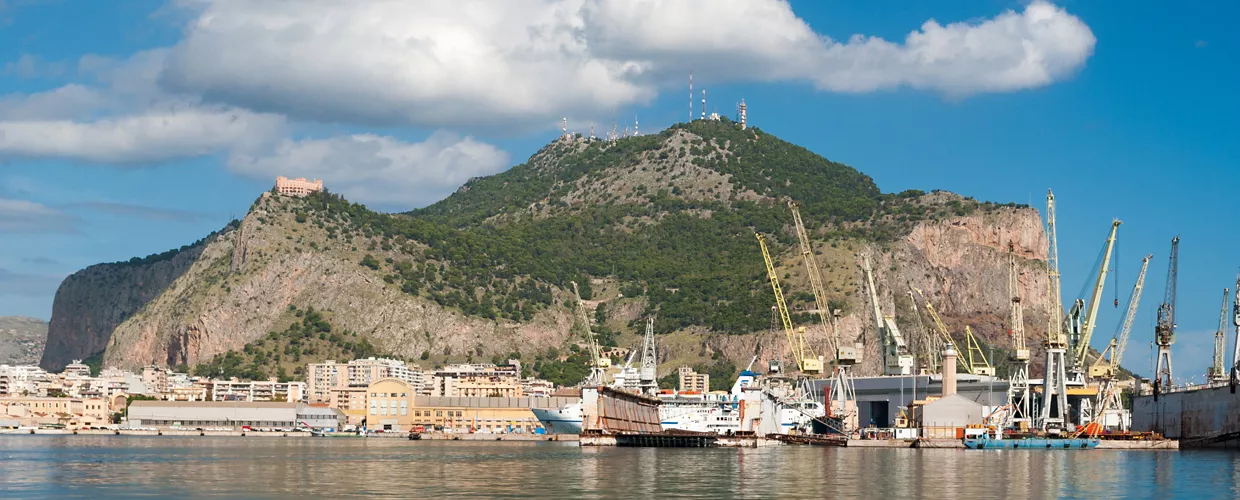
[43,120,1055,380]
[0,316,48,365]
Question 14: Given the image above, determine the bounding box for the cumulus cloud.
[0,107,285,164]
[229,131,510,208]
[0,197,78,233]
[160,0,1094,128]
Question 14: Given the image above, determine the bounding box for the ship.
[530,400,584,435]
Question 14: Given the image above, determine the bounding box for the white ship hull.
[531,403,583,435]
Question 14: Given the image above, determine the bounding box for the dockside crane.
[1067,220,1121,384]
[1007,243,1032,427]
[756,233,823,375]
[860,254,914,375]
[1232,273,1240,393]
[1088,254,1151,433]
[639,317,658,395]
[906,288,941,375]
[1210,290,1230,384]
[910,287,994,376]
[571,281,610,387]
[788,201,856,423]
[1153,237,1179,398]
[1040,190,1070,430]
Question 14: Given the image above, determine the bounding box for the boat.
[531,401,584,435]
[963,436,1100,449]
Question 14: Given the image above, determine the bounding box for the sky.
[0,0,1236,382]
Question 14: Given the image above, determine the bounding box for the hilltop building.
[274,176,324,197]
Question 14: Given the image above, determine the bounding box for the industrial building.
[812,373,1008,429]
[127,401,343,430]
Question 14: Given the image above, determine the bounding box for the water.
[1,436,1237,499]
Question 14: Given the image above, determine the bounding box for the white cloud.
[0,84,107,120]
[0,107,285,164]
[159,0,1094,129]
[229,131,510,208]
[0,197,78,233]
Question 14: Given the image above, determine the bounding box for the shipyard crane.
[1088,254,1151,434]
[639,317,658,395]
[571,281,610,387]
[1040,190,1070,430]
[788,201,856,421]
[860,254,914,375]
[756,233,823,374]
[1067,220,1121,384]
[1153,237,1179,398]
[1210,290,1230,384]
[1007,243,1032,427]
[1231,273,1240,393]
[906,288,941,375]
[910,287,994,376]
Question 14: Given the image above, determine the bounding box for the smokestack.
[942,345,958,397]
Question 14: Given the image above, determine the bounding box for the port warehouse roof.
[412,397,577,409]
[127,401,341,424]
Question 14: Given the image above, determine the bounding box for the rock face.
[40,242,209,371]
[0,316,48,365]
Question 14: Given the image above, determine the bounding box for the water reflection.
[0,436,1224,499]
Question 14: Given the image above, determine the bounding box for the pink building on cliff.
[275,176,324,197]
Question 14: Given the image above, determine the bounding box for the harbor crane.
[1088,254,1151,433]
[756,233,824,374]
[910,287,994,376]
[1066,220,1121,384]
[860,254,914,375]
[571,281,610,387]
[1007,243,1032,427]
[1231,273,1240,393]
[1153,236,1179,398]
[1210,290,1230,384]
[1040,190,1070,430]
[788,201,856,421]
[906,288,941,375]
[1210,289,1230,384]
[639,317,658,395]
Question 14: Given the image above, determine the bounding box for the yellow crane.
[1085,254,1151,435]
[788,201,851,363]
[1067,219,1121,382]
[1007,243,1032,426]
[1210,288,1231,384]
[910,287,994,376]
[756,233,823,374]
[571,281,610,386]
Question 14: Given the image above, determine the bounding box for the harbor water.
[1,436,1237,499]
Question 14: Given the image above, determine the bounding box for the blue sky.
[0,1,1235,381]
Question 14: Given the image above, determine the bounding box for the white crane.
[1210,289,1230,384]
[860,254,913,375]
[571,281,610,387]
[639,317,658,395]
[1087,255,1151,434]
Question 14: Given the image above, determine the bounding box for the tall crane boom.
[861,254,913,375]
[1154,236,1180,394]
[910,287,992,376]
[1009,243,1028,362]
[1071,220,1121,374]
[639,317,658,394]
[1091,255,1150,379]
[1232,273,1240,389]
[1211,289,1230,383]
[789,202,844,362]
[571,281,609,386]
[756,233,822,374]
[1040,189,1069,430]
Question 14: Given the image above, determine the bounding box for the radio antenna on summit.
[688,71,693,122]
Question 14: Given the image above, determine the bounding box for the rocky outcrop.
[0,316,48,365]
[40,241,211,371]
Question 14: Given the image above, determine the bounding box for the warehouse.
[127,401,343,430]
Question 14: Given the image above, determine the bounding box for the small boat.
[408,432,422,440]
[964,436,1100,449]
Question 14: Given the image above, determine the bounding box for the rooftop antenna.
[589,124,595,140]
[624,124,629,137]
[689,71,693,122]
[634,116,640,136]
[739,99,748,130]
[561,117,568,140]
[701,89,707,121]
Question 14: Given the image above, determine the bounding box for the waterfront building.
[307,358,424,403]
[0,396,110,429]
[63,360,91,378]
[141,366,168,395]
[274,176,324,197]
[520,378,555,398]
[677,366,709,393]
[362,378,575,433]
[0,365,50,397]
[126,401,343,430]
[810,374,1010,429]
[427,363,520,397]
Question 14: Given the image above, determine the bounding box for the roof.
[129,401,297,409]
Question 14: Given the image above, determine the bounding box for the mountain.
[0,316,48,365]
[42,119,1052,383]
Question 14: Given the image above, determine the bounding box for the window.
[436,411,443,417]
